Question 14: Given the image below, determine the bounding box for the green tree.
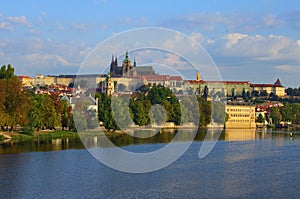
[256,113,264,123]
[270,106,281,124]
[280,103,292,122]
[5,76,29,131]
[212,101,226,124]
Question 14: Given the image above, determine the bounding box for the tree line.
[0,64,73,134]
[96,85,216,131]
[269,103,300,124]
[0,64,226,133]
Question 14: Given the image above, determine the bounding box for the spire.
[115,55,118,67]
[110,54,115,75]
[134,56,136,67]
[123,49,130,63]
[274,78,282,86]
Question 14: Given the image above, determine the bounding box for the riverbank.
[0,130,79,142]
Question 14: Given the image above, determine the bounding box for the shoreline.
[0,125,298,144]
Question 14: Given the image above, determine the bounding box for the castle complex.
[17,50,288,129]
[18,50,286,98]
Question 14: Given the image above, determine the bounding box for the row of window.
[227,108,251,112]
[228,119,255,123]
[230,114,250,117]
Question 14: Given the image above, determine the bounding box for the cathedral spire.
[114,55,118,67]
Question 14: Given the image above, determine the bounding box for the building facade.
[225,102,256,129]
[109,50,156,77]
[251,79,285,97]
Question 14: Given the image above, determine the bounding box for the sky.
[1,0,300,87]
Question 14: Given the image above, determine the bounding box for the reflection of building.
[225,129,256,141]
[225,102,256,129]
[250,78,285,97]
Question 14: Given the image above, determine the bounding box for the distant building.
[186,79,251,97]
[225,102,256,129]
[251,78,285,97]
[17,76,32,87]
[109,50,156,77]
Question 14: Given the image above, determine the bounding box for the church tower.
[196,71,201,81]
[122,50,131,77]
[132,56,137,77]
[110,55,115,76]
[106,72,114,95]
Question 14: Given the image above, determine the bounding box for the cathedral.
[109,50,156,77]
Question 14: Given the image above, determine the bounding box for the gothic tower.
[110,55,115,76]
[122,50,131,77]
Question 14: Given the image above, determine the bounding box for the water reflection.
[0,129,300,154]
[0,138,84,154]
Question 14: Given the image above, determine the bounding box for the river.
[1,129,300,198]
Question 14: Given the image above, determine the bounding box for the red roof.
[17,76,31,79]
[251,84,283,88]
[186,80,250,84]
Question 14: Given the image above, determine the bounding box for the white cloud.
[71,23,89,31]
[274,64,293,71]
[213,32,300,63]
[263,14,283,27]
[23,53,70,66]
[225,33,248,48]
[7,16,31,27]
[80,47,92,56]
[0,22,13,31]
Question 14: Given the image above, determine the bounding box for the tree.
[0,64,15,79]
[5,76,29,131]
[256,113,264,123]
[280,103,292,122]
[212,101,226,124]
[270,106,281,124]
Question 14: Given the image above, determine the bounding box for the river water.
[1,129,300,198]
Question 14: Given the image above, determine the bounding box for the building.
[251,78,285,97]
[186,79,251,97]
[225,102,256,129]
[17,76,32,87]
[109,50,156,77]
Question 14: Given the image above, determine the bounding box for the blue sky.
[1,0,300,87]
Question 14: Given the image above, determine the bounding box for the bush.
[22,125,34,135]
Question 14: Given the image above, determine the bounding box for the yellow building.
[225,102,256,129]
[57,77,74,86]
[250,78,285,97]
[17,76,32,87]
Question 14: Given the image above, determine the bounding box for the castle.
[17,50,286,98]
[109,50,156,77]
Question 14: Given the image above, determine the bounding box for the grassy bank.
[0,135,5,142]
[9,130,79,142]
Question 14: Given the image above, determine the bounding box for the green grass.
[0,135,5,142]
[36,130,79,139]
[11,134,34,141]
[9,130,79,141]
